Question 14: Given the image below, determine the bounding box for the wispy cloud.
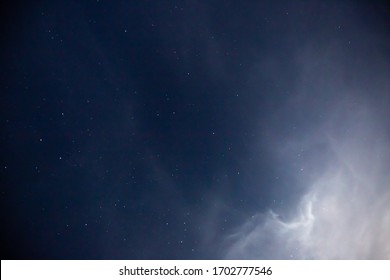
[224,99,390,259]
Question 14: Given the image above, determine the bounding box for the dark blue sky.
[1,1,389,259]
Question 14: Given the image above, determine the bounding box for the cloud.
[224,100,390,259]
[220,2,390,259]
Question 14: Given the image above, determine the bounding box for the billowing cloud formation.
[224,99,390,259]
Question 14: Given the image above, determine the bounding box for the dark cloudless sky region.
[1,1,389,259]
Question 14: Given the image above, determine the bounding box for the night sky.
[1,1,389,259]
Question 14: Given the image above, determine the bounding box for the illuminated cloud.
[224,102,390,259]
